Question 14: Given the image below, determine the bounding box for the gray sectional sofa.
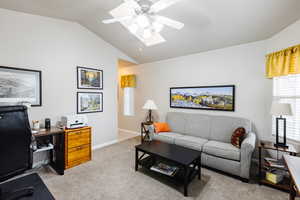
[150,112,256,181]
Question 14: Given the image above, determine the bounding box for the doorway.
[117,59,138,142]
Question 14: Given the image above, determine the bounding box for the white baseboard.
[118,128,140,136]
[92,139,118,151]
[92,129,139,151]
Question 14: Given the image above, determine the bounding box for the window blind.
[123,87,135,116]
[273,74,300,141]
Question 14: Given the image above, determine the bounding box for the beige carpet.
[40,137,289,200]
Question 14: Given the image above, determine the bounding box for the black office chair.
[0,106,54,200]
[0,106,34,200]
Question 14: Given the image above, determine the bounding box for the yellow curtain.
[266,44,300,78]
[121,74,136,88]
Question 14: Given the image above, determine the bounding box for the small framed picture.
[77,92,103,114]
[77,66,103,90]
[0,66,42,106]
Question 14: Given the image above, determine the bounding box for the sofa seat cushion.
[152,132,184,144]
[203,141,240,161]
[174,135,208,151]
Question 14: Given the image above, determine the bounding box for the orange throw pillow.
[153,122,171,133]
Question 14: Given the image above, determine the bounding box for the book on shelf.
[264,157,286,169]
[150,162,178,177]
[265,169,287,184]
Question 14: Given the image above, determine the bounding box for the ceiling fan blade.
[123,0,140,10]
[155,16,184,30]
[150,0,182,13]
[102,16,132,24]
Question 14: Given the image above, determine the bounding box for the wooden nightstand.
[258,140,298,192]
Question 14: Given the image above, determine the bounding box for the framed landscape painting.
[170,85,235,111]
[0,66,42,106]
[77,66,103,90]
[77,92,103,114]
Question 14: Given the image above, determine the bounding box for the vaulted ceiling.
[1,0,300,63]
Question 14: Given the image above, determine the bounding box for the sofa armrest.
[240,132,256,179]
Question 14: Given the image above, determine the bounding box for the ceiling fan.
[102,0,184,46]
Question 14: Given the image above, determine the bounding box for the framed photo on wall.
[77,92,103,114]
[170,85,235,111]
[77,66,103,90]
[0,66,42,106]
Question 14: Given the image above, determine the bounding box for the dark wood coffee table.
[135,141,201,196]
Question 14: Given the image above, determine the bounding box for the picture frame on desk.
[77,92,103,114]
[0,66,42,106]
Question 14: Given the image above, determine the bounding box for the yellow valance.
[121,74,136,88]
[266,44,300,78]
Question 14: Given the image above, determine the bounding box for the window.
[123,87,134,116]
[273,74,300,141]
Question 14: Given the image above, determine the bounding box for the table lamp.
[143,100,157,123]
[270,102,292,148]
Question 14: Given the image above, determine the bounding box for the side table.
[258,140,298,192]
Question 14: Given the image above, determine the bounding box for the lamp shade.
[270,102,292,116]
[143,100,158,110]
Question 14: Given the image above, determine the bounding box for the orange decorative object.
[153,122,171,133]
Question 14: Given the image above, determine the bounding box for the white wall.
[266,19,300,54]
[119,40,272,140]
[0,8,134,148]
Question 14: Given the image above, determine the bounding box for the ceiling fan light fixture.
[152,21,164,33]
[128,23,139,34]
[143,28,153,39]
[105,0,184,46]
[136,14,150,28]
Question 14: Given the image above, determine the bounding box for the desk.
[33,127,65,175]
[283,155,300,200]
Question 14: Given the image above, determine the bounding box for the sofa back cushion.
[184,113,211,139]
[210,116,251,143]
[166,112,186,134]
[166,112,251,143]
